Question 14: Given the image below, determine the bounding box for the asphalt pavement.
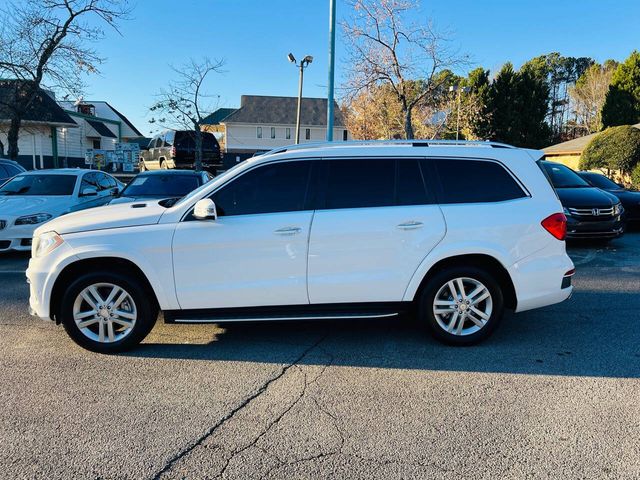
[0,234,639,479]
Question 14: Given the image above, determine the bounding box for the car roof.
[16,168,113,176]
[137,170,203,176]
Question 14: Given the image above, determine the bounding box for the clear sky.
[30,0,640,136]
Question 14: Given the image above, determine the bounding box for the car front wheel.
[60,271,157,353]
[419,266,504,345]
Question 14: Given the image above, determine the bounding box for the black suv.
[540,161,624,240]
[139,130,222,174]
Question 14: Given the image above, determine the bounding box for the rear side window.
[212,161,311,216]
[322,158,432,209]
[324,159,395,209]
[434,158,526,204]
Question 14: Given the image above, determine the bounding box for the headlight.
[613,203,623,215]
[32,231,64,258]
[15,213,53,225]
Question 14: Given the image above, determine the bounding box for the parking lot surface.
[1,234,639,479]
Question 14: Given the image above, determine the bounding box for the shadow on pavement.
[124,288,640,379]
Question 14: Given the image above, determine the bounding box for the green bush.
[631,163,640,188]
[579,125,640,174]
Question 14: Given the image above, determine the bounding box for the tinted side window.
[96,173,116,190]
[6,164,22,176]
[80,172,98,192]
[396,159,429,205]
[212,161,311,216]
[0,165,8,178]
[164,131,175,146]
[434,159,526,204]
[324,159,395,209]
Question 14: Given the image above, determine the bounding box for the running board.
[163,302,408,324]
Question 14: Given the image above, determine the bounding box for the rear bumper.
[510,242,575,313]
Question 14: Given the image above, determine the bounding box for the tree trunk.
[194,123,203,172]
[0,138,4,157]
[404,107,414,140]
[7,116,22,160]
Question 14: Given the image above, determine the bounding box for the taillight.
[541,213,567,240]
[171,146,176,157]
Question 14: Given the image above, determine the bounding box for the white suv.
[27,141,575,353]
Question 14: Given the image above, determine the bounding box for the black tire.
[418,266,504,346]
[60,270,158,353]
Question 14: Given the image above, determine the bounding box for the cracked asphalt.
[1,233,639,479]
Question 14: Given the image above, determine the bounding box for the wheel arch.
[410,253,517,310]
[50,257,160,324]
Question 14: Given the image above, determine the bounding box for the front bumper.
[565,215,624,239]
[0,223,38,252]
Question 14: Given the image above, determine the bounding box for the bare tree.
[148,58,225,172]
[569,61,617,134]
[0,0,130,160]
[342,0,466,139]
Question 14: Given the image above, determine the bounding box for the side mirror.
[80,186,98,197]
[193,198,217,220]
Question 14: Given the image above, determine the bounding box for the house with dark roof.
[543,123,640,169]
[0,79,144,169]
[202,95,350,162]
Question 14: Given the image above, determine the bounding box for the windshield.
[121,174,200,197]
[581,173,620,190]
[541,163,590,189]
[0,174,77,196]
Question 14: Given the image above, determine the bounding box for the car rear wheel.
[419,266,504,345]
[60,271,157,353]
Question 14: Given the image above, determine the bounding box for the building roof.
[543,122,640,155]
[201,108,238,125]
[221,95,345,127]
[58,100,143,137]
[86,119,117,138]
[0,80,76,127]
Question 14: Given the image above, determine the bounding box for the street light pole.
[326,0,337,141]
[288,53,313,144]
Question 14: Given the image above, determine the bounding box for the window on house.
[286,128,291,140]
[257,127,262,139]
[92,139,101,149]
[270,127,276,139]
[305,128,311,140]
[343,130,348,141]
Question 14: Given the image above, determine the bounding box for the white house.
[202,95,350,164]
[0,80,143,170]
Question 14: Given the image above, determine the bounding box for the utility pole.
[326,0,337,141]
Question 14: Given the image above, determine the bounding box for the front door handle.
[397,221,424,230]
[274,226,302,235]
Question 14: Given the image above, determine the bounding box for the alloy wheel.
[432,277,493,336]
[72,283,137,343]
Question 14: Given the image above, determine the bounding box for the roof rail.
[263,139,515,155]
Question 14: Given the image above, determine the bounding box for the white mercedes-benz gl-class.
[27,141,574,353]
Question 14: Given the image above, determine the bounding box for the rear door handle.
[397,221,424,230]
[274,226,302,235]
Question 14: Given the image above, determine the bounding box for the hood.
[610,189,640,203]
[556,187,619,208]
[0,196,72,217]
[109,195,172,205]
[36,201,167,236]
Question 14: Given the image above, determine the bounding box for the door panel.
[307,205,446,303]
[173,212,313,309]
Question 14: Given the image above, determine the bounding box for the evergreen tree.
[602,51,640,127]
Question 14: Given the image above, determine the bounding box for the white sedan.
[0,169,122,252]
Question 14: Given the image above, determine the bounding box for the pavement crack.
[151,334,327,480]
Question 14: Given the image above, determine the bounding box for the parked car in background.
[0,169,122,252]
[139,130,222,174]
[27,141,575,353]
[110,170,213,205]
[540,161,624,240]
[0,158,27,185]
[577,171,640,224]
